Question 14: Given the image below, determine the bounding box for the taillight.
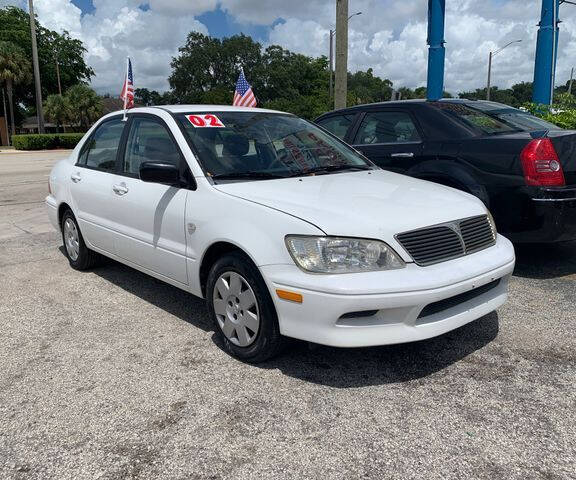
[520,138,565,186]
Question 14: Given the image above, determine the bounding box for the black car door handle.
[390,152,414,158]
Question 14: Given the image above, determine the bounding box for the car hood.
[213,170,486,243]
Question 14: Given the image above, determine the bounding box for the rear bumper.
[493,186,576,243]
[45,196,59,231]
[261,235,515,348]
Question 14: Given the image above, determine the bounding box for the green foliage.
[44,94,71,130]
[0,6,93,111]
[523,94,576,129]
[12,132,84,150]
[65,84,102,129]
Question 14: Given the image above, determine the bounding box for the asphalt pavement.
[0,150,574,479]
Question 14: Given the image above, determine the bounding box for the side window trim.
[75,114,125,172]
[352,109,423,146]
[119,112,196,190]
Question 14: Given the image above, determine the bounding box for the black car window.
[354,111,421,144]
[316,114,356,140]
[123,117,183,176]
[432,103,520,135]
[78,119,124,171]
[465,102,560,131]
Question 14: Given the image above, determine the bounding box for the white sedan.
[46,105,515,362]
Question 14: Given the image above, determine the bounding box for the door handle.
[390,152,414,158]
[112,183,129,195]
[70,173,81,183]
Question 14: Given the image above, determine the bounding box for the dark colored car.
[315,99,576,243]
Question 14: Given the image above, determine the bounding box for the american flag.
[120,58,134,109]
[233,69,257,107]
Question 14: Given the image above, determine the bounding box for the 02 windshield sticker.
[186,114,225,128]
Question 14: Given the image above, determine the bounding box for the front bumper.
[261,234,515,348]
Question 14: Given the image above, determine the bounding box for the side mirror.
[139,161,180,186]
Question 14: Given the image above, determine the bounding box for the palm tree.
[65,84,103,130]
[44,94,71,133]
[0,42,31,137]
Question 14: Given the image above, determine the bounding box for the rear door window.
[316,114,356,140]
[78,119,125,171]
[353,111,421,144]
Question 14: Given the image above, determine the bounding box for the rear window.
[432,102,520,135]
[465,102,561,131]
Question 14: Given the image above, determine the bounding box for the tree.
[0,41,31,136]
[65,84,102,130]
[44,93,70,132]
[169,32,261,103]
[0,6,93,112]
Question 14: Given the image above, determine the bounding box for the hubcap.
[63,218,80,261]
[212,271,259,347]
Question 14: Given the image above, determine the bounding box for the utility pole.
[334,0,348,110]
[486,51,493,101]
[1,88,9,146]
[568,67,574,95]
[28,0,45,133]
[329,29,335,99]
[55,53,62,96]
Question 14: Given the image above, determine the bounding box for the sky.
[2,0,576,97]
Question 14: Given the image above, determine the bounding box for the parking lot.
[0,150,575,479]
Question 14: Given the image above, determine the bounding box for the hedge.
[11,133,85,150]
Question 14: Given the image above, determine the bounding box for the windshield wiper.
[210,172,287,180]
[288,164,374,177]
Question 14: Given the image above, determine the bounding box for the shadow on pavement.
[61,247,499,387]
[513,241,576,279]
[63,248,212,333]
[253,312,499,388]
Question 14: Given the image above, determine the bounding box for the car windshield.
[176,112,374,181]
[432,102,522,135]
[465,102,561,131]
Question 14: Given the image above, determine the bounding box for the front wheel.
[206,252,285,362]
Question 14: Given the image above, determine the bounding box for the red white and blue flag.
[233,69,257,107]
[120,57,134,109]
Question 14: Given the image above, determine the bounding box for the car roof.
[318,98,501,117]
[109,105,288,116]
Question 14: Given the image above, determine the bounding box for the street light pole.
[486,39,522,101]
[28,0,45,133]
[487,51,493,101]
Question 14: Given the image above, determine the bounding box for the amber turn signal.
[276,289,303,303]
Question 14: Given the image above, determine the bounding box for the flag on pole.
[233,69,257,107]
[120,57,134,110]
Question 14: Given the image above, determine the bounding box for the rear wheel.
[61,210,99,270]
[206,252,284,362]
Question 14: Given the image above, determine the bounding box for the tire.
[206,252,285,362]
[61,209,99,270]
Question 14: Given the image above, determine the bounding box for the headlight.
[285,236,405,273]
[487,210,497,236]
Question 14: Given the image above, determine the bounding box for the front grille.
[417,279,501,320]
[396,215,496,266]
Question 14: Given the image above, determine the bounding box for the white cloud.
[30,0,208,93]
[10,0,576,96]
